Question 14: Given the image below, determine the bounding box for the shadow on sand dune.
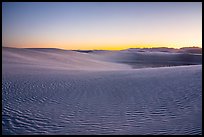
[111,52,202,69]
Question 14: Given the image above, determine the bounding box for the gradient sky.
[2,2,202,50]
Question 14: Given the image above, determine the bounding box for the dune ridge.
[2,47,202,71]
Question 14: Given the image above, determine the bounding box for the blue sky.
[2,2,202,50]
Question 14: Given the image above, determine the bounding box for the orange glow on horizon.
[6,42,202,50]
[3,3,201,51]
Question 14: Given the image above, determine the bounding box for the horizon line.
[2,46,202,51]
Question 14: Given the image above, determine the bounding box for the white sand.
[2,47,202,135]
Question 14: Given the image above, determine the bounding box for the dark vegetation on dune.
[73,50,94,53]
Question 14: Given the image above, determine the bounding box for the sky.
[2,2,202,50]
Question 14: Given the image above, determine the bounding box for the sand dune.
[88,48,202,69]
[2,47,202,135]
[2,47,130,71]
[3,47,201,71]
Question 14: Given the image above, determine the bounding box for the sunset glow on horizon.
[2,2,202,50]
